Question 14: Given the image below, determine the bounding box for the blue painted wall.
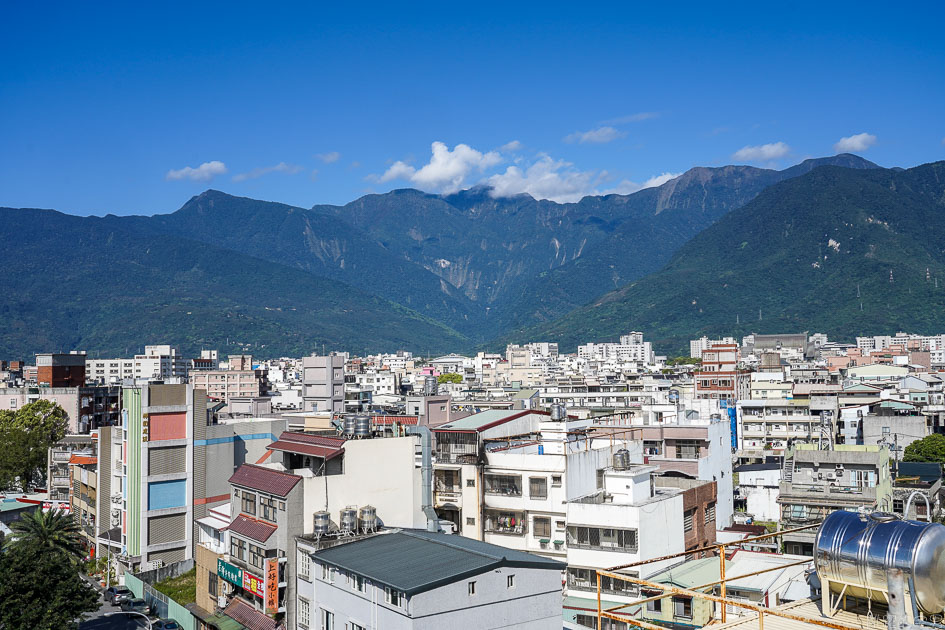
[147,479,186,510]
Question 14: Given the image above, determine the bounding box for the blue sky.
[2,1,943,215]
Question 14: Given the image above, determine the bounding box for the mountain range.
[3,153,945,359]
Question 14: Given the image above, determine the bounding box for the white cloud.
[486,155,603,203]
[833,133,877,153]
[600,172,683,196]
[232,162,304,182]
[499,140,523,152]
[602,112,659,125]
[315,151,341,163]
[377,141,502,193]
[641,172,682,188]
[564,126,626,144]
[732,141,791,162]
[165,160,227,182]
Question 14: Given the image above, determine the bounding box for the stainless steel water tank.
[550,403,566,421]
[613,448,631,470]
[815,510,945,613]
[313,510,331,536]
[339,507,358,532]
[354,414,371,438]
[342,415,357,437]
[423,375,438,396]
[359,505,377,531]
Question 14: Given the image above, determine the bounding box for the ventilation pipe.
[406,425,441,532]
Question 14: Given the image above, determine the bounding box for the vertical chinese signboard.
[265,558,279,613]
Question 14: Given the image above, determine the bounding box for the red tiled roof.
[275,431,345,447]
[266,431,345,459]
[70,455,97,465]
[226,514,277,543]
[267,440,343,459]
[229,464,301,497]
[372,415,419,425]
[223,598,279,630]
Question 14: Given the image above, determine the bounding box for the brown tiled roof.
[223,598,280,630]
[228,464,301,497]
[372,415,419,425]
[267,440,343,459]
[70,455,97,465]
[275,431,345,447]
[226,514,277,543]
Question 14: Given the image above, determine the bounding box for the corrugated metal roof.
[69,454,98,465]
[437,409,531,431]
[274,431,345,448]
[226,514,277,543]
[312,529,565,595]
[647,557,726,588]
[712,597,884,630]
[229,464,301,497]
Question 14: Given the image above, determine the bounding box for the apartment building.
[778,444,892,555]
[190,369,265,404]
[297,530,565,630]
[302,354,344,413]
[695,343,750,401]
[48,433,98,501]
[37,351,87,387]
[7,384,120,433]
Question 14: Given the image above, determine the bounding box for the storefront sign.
[265,558,279,613]
[217,559,241,587]
[243,569,265,598]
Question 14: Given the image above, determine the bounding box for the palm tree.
[5,508,85,559]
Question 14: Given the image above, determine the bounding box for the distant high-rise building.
[302,354,344,413]
[36,351,87,387]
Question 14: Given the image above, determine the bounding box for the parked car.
[153,620,180,629]
[120,598,151,615]
[103,586,132,606]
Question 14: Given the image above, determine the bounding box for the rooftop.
[229,463,301,497]
[226,514,277,543]
[309,529,565,595]
[436,409,531,431]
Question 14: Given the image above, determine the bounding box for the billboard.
[243,569,265,598]
[217,559,241,587]
[265,558,279,613]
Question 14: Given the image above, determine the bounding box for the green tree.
[5,509,85,559]
[437,372,463,384]
[903,434,945,463]
[0,540,99,630]
[0,400,68,491]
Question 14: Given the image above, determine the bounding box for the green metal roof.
[646,557,726,589]
[312,529,565,596]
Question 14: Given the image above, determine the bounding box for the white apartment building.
[733,463,781,522]
[296,530,565,630]
[690,336,737,359]
[86,344,189,383]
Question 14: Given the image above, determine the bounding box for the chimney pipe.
[406,425,441,533]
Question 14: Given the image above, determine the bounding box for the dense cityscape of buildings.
[6,328,945,629]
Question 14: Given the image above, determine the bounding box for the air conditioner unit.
[825,472,835,480]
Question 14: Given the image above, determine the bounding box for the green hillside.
[507,162,945,354]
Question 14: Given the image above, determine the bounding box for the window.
[298,598,310,629]
[385,587,403,606]
[484,474,522,496]
[466,479,475,487]
[230,537,246,561]
[674,597,692,619]
[241,491,257,516]
[675,440,700,459]
[533,517,551,538]
[645,595,662,613]
[299,551,311,581]
[529,477,548,500]
[893,499,904,513]
[551,474,562,487]
[260,495,277,521]
[466,517,475,526]
[555,519,566,531]
[321,609,334,630]
[9,399,15,408]
[705,503,716,524]
[208,570,217,597]
[683,509,695,532]
[249,544,265,569]
[350,624,366,630]
[567,526,637,551]
[507,574,515,588]
[354,574,365,592]
[322,563,335,582]
[468,581,476,595]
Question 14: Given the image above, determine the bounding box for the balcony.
[52,476,70,487]
[52,452,72,463]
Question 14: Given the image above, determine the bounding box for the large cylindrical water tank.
[550,403,566,421]
[423,375,438,396]
[313,511,331,536]
[354,414,371,438]
[339,507,358,532]
[815,510,945,613]
[342,415,357,437]
[359,505,377,532]
[613,448,631,470]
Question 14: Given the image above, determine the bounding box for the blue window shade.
[148,479,186,510]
